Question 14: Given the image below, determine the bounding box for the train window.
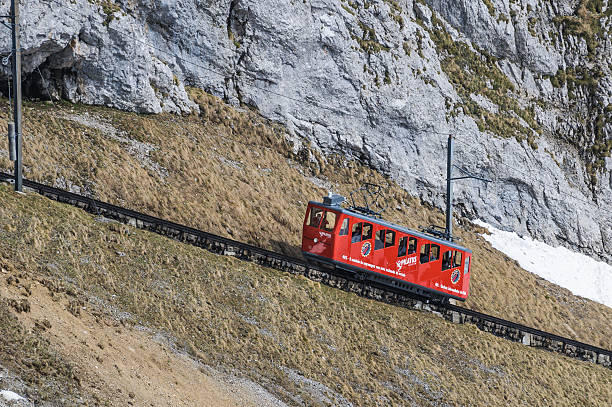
[321,211,337,232]
[453,251,463,268]
[464,256,470,275]
[408,237,417,254]
[430,245,440,261]
[308,207,324,228]
[339,218,349,236]
[442,251,452,270]
[398,237,407,257]
[420,244,430,264]
[362,223,373,240]
[351,222,362,243]
[375,230,385,250]
[385,230,396,248]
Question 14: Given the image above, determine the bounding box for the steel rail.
[1,172,610,368]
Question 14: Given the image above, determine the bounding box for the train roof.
[308,200,472,253]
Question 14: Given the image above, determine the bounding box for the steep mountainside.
[0,85,610,404]
[0,185,611,406]
[0,94,610,351]
[0,0,610,263]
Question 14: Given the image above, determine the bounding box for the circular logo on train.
[361,241,371,257]
[451,269,461,284]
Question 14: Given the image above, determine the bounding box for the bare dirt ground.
[0,267,284,407]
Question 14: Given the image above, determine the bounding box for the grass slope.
[0,255,276,407]
[0,94,610,351]
[0,185,610,406]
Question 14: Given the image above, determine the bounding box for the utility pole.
[2,0,22,192]
[10,0,22,192]
[445,135,454,240]
[443,135,491,241]
[421,135,491,242]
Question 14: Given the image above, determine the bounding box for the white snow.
[475,220,612,309]
[0,390,25,402]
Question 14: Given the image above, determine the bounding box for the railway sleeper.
[597,353,611,367]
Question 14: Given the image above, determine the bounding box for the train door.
[440,249,458,286]
[373,227,397,274]
[396,235,419,280]
[334,216,351,261]
[383,230,397,272]
[350,220,374,270]
[373,227,386,270]
[417,241,441,285]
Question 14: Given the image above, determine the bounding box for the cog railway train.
[302,195,472,302]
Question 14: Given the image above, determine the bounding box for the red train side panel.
[302,201,472,301]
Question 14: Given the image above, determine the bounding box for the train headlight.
[314,238,318,243]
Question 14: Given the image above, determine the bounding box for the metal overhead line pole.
[10,0,22,192]
[2,0,22,192]
[445,135,454,240]
[443,135,491,242]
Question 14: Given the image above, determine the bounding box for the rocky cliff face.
[1,0,611,262]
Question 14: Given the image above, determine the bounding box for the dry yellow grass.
[0,93,610,355]
[0,186,610,406]
[0,261,279,407]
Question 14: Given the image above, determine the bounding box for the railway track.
[1,172,610,369]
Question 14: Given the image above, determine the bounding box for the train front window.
[321,211,337,232]
[351,222,362,243]
[408,237,417,254]
[362,223,373,240]
[453,251,463,268]
[430,245,440,261]
[442,251,452,270]
[385,230,395,248]
[339,218,349,236]
[464,256,470,275]
[375,230,385,250]
[398,237,407,257]
[420,244,430,264]
[308,207,324,228]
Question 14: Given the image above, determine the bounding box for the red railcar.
[301,197,472,301]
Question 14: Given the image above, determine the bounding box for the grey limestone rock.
[0,0,610,263]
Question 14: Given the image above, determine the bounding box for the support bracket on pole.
[426,135,492,242]
[451,165,491,183]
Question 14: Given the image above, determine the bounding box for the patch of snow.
[1,390,25,402]
[475,220,612,308]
